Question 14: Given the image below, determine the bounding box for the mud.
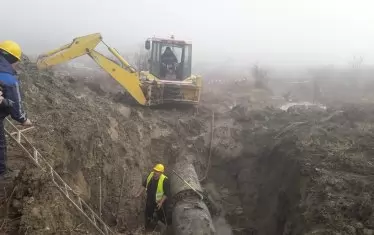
[0,57,373,235]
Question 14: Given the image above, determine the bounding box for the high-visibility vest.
[146,172,167,202]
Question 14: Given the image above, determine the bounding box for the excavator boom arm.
[36,33,146,105]
[88,50,146,105]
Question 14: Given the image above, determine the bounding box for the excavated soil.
[0,58,374,235]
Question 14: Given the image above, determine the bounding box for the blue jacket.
[0,55,27,123]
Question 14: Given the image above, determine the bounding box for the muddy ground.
[0,58,374,235]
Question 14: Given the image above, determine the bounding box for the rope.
[199,110,215,182]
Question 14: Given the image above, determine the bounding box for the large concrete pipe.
[170,161,216,235]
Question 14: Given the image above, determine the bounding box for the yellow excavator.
[36,33,202,106]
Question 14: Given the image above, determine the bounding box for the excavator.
[36,33,202,106]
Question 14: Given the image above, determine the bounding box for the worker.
[136,163,171,231]
[160,47,178,78]
[161,47,178,65]
[0,40,32,181]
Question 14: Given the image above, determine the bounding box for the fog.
[2,0,374,68]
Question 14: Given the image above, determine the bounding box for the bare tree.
[307,64,334,103]
[350,55,364,69]
[251,63,270,89]
[131,44,150,71]
[348,55,364,88]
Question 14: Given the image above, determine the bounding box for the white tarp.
[280,102,327,111]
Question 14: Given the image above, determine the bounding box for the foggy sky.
[2,0,374,68]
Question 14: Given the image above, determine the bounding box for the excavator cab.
[145,37,192,81]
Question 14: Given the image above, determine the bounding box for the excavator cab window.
[148,40,192,81]
[182,44,192,80]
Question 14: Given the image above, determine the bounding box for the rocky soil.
[0,57,373,235]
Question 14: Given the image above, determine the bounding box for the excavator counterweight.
[36,33,201,106]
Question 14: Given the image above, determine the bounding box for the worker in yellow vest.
[136,163,171,231]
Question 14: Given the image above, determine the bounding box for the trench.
[160,111,309,235]
[0,107,309,235]
[2,125,305,235]
[201,142,305,235]
[0,58,331,235]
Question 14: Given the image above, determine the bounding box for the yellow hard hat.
[0,40,22,61]
[153,164,165,173]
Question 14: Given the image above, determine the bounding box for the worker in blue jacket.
[0,40,32,180]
